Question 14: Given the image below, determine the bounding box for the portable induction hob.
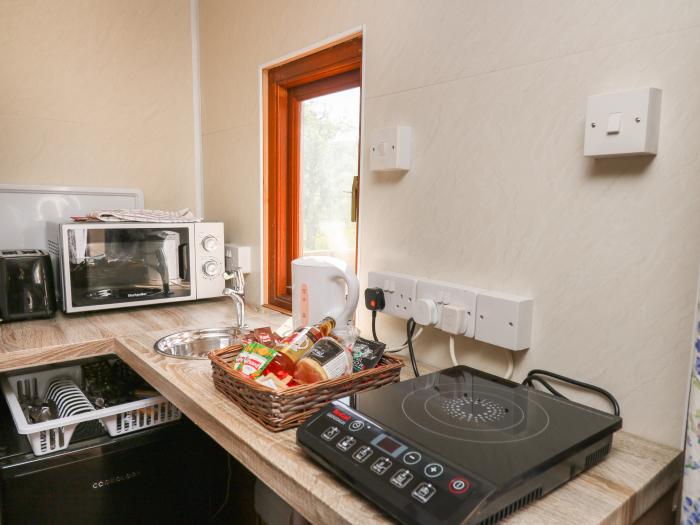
[297,365,622,525]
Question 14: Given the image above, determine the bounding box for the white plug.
[413,298,438,326]
[440,304,468,335]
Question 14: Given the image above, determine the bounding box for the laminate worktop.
[0,299,684,524]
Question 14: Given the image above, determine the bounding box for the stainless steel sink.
[153,327,242,359]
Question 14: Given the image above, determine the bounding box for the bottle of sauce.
[266,317,336,376]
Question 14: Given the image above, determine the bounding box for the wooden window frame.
[264,36,362,312]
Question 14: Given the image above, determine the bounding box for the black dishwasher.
[0,360,225,525]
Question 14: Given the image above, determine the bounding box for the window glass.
[300,87,360,268]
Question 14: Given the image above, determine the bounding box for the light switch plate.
[369,126,411,172]
[475,292,533,351]
[583,87,662,158]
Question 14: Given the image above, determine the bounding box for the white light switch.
[584,87,662,158]
[606,112,622,134]
[369,126,411,172]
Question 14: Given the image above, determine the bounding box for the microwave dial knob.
[202,235,218,252]
[202,260,219,277]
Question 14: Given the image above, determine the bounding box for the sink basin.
[153,327,242,359]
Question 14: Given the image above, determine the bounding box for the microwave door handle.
[154,247,170,295]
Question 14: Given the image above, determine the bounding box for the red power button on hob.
[448,477,470,495]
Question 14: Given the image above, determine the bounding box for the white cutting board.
[0,184,144,250]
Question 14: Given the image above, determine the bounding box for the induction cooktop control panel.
[297,401,496,525]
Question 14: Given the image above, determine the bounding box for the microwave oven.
[48,222,225,313]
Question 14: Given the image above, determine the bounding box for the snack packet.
[239,342,278,378]
[253,327,275,347]
[352,337,387,372]
[267,369,298,387]
[239,331,256,346]
[255,374,284,390]
[255,369,298,390]
[233,344,253,371]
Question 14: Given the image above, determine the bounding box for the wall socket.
[415,279,481,337]
[367,271,418,320]
[225,244,252,274]
[367,270,534,350]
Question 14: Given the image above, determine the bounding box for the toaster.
[0,249,56,322]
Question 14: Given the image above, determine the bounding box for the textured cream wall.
[199,0,700,447]
[0,0,197,211]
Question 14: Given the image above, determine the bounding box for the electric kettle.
[291,256,360,328]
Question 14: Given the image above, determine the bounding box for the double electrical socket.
[414,279,480,338]
[367,271,479,335]
[367,271,533,350]
[367,272,418,320]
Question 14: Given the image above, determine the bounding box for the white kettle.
[292,256,360,328]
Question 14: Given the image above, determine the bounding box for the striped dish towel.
[87,208,202,223]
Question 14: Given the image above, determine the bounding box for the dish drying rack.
[1,361,181,456]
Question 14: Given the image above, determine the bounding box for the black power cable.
[371,310,379,342]
[373,311,413,354]
[406,318,420,377]
[522,369,620,416]
[523,375,566,398]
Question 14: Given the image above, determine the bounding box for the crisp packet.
[233,345,252,371]
[239,342,277,378]
[255,371,296,390]
[255,374,282,390]
[253,327,275,347]
[239,330,256,345]
[352,337,387,372]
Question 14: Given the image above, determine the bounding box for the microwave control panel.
[194,222,225,298]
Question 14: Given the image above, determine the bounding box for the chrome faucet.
[222,268,246,329]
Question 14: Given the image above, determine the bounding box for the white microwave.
[48,222,225,313]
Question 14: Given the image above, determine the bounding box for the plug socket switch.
[475,292,533,350]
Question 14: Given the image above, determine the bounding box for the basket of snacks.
[209,319,403,431]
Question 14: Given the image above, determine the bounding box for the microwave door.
[61,225,196,312]
[154,247,170,295]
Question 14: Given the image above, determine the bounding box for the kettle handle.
[325,264,360,325]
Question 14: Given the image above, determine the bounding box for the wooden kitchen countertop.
[0,299,684,525]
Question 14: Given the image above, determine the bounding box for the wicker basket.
[209,344,404,431]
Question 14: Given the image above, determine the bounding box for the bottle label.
[277,327,319,363]
[305,338,350,379]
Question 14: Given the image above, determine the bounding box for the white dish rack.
[1,362,181,456]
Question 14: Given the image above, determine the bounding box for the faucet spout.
[222,287,247,329]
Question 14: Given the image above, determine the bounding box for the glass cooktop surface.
[354,366,621,486]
